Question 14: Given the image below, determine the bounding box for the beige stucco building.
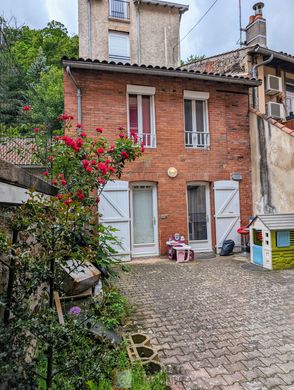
[78,0,188,68]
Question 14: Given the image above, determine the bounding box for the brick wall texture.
[64,69,253,254]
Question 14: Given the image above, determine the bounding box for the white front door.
[187,183,212,252]
[214,180,241,253]
[131,183,159,257]
[99,181,131,260]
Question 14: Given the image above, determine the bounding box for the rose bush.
[0,115,144,389]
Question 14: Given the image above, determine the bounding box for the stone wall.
[250,109,294,214]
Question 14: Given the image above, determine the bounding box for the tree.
[180,54,206,66]
[29,66,63,130]
[27,47,49,84]
[0,18,78,129]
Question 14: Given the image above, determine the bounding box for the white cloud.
[1,0,293,59]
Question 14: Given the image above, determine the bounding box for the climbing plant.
[0,117,143,389]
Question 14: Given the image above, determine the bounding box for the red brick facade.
[64,68,253,255]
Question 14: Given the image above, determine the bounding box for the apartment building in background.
[78,0,188,67]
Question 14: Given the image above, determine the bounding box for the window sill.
[185,146,210,151]
[108,16,130,24]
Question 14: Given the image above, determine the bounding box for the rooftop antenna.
[238,0,246,46]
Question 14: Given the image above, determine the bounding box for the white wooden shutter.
[99,181,131,260]
[214,180,241,253]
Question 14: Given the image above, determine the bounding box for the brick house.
[63,58,260,259]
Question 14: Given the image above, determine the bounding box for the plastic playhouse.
[248,214,294,270]
[166,233,194,263]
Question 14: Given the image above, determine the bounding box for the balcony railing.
[185,131,210,148]
[109,0,130,20]
[135,132,156,148]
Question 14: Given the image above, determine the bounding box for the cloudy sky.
[1,0,294,60]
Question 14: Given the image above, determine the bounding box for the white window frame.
[184,90,210,149]
[127,85,156,148]
[108,31,130,63]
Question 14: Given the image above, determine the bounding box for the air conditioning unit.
[266,102,285,119]
[266,75,282,95]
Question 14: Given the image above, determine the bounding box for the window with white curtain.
[127,85,156,148]
[108,31,130,62]
[184,90,210,148]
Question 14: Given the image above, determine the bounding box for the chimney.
[245,2,267,47]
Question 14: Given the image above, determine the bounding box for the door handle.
[153,216,156,225]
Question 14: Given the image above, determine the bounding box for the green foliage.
[29,66,64,129]
[0,48,27,125]
[0,18,78,129]
[0,125,143,389]
[97,287,131,329]
[180,54,206,66]
[27,47,49,84]
[87,364,168,390]
[0,232,9,253]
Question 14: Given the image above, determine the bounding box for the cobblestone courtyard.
[117,257,294,390]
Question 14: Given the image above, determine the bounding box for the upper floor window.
[127,85,156,148]
[109,31,130,62]
[184,90,209,149]
[109,0,130,20]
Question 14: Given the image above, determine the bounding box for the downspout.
[251,48,274,109]
[87,0,92,58]
[66,66,82,126]
[136,1,141,65]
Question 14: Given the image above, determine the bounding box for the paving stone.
[224,361,247,374]
[117,258,294,390]
[278,361,294,373]
[206,365,228,376]
[260,375,286,388]
[241,381,268,390]
[240,368,264,381]
[259,364,284,376]
[278,372,294,385]
[222,372,245,385]
[227,352,246,363]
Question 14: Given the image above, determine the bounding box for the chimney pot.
[253,2,264,16]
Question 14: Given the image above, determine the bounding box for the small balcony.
[185,131,210,149]
[109,0,130,20]
[138,133,156,148]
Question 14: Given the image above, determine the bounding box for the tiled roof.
[0,138,36,166]
[249,214,294,230]
[62,57,261,86]
[253,46,294,61]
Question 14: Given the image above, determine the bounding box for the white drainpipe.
[66,66,82,126]
[252,47,274,109]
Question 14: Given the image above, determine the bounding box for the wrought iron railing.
[185,131,210,148]
[109,0,130,19]
[188,212,208,241]
[137,133,156,148]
